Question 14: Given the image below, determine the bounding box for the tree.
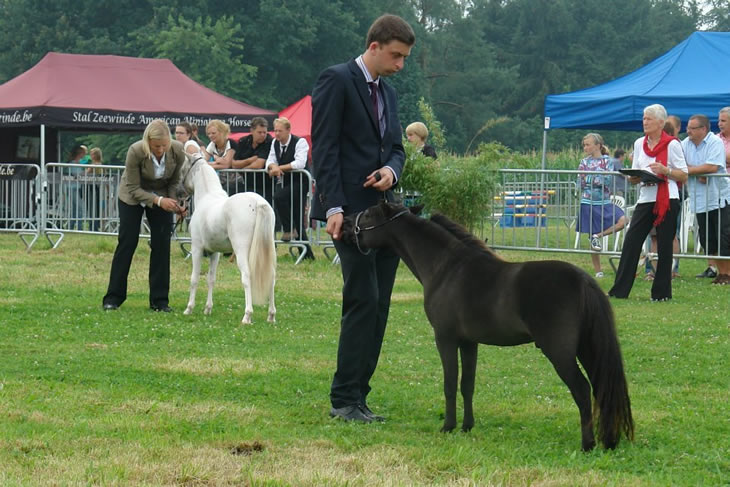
[0,0,150,82]
[701,0,730,30]
[130,14,257,105]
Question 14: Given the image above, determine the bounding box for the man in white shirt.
[681,114,730,284]
[266,117,313,258]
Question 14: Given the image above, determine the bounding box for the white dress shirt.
[265,134,309,170]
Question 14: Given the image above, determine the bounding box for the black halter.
[352,208,410,255]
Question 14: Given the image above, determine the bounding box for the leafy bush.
[401,141,536,231]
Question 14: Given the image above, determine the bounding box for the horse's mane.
[428,213,501,259]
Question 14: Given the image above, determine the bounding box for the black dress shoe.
[329,405,372,423]
[360,403,386,422]
[150,305,173,312]
[103,303,119,311]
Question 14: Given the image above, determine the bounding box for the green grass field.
[0,233,728,486]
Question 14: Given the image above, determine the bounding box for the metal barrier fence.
[485,169,730,261]
[45,163,123,240]
[0,163,41,250]
[2,163,728,264]
[3,163,318,261]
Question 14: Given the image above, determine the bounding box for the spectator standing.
[66,145,87,230]
[102,119,186,312]
[612,148,628,197]
[84,147,104,231]
[232,116,275,202]
[266,117,314,259]
[203,119,237,194]
[174,122,203,156]
[608,104,688,301]
[312,14,415,422]
[405,121,437,158]
[718,107,730,171]
[681,114,730,284]
[577,133,627,278]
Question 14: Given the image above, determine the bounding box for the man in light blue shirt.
[681,114,730,283]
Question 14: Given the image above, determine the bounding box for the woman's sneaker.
[696,266,717,278]
[590,235,602,251]
[595,271,604,278]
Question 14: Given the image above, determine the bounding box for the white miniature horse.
[180,154,276,324]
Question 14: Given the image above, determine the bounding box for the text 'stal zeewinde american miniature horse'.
[342,201,634,451]
[180,154,276,324]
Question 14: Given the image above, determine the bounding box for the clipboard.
[618,168,663,184]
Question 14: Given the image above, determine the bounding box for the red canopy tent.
[0,52,276,163]
[278,95,311,149]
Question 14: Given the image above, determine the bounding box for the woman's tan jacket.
[117,139,186,207]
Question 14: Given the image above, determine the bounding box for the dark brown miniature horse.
[342,201,634,451]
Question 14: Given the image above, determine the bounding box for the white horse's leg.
[204,252,220,315]
[184,244,204,315]
[234,244,254,324]
[267,273,276,323]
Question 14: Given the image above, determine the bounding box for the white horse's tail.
[248,199,276,305]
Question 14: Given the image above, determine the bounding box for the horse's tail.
[578,277,634,449]
[248,199,276,305]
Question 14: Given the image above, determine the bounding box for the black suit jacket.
[311,59,405,221]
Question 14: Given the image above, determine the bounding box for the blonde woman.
[203,119,235,169]
[102,119,186,312]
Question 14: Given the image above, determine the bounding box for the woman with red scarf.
[609,104,688,301]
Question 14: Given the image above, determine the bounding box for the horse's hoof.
[267,314,276,323]
[461,425,473,433]
[204,307,212,315]
[440,425,456,433]
[242,314,253,325]
[183,308,192,315]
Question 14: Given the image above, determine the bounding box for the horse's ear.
[410,204,424,216]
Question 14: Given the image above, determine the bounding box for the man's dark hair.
[690,114,710,130]
[614,148,625,158]
[251,117,268,130]
[366,14,415,48]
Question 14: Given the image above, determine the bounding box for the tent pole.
[40,124,47,238]
[536,120,549,247]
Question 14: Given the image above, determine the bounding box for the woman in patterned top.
[577,133,627,278]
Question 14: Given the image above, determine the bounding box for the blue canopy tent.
[533,32,730,246]
[543,31,730,132]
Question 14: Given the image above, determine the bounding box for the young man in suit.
[311,14,415,423]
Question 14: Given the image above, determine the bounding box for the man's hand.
[364,169,393,191]
[327,212,344,240]
[268,163,284,178]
